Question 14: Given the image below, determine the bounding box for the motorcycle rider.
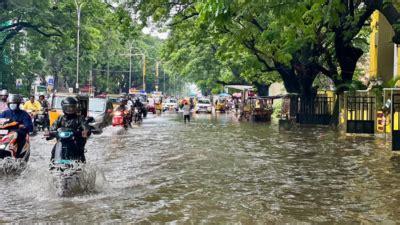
[0,94,33,157]
[116,99,131,127]
[132,98,143,122]
[23,95,42,111]
[50,97,90,162]
[23,95,42,131]
[38,95,50,130]
[38,95,49,110]
[0,89,9,113]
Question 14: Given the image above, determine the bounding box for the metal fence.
[393,94,400,150]
[346,95,375,134]
[296,96,333,125]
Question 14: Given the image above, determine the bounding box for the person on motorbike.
[23,95,42,130]
[0,89,9,113]
[133,98,144,118]
[133,98,143,110]
[38,95,50,130]
[49,97,90,162]
[38,95,49,110]
[23,95,42,112]
[116,99,131,127]
[0,94,33,157]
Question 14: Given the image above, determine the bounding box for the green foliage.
[0,0,166,95]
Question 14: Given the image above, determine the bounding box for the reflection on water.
[0,113,399,223]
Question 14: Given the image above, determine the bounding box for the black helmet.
[7,94,22,104]
[61,97,79,115]
[120,99,128,104]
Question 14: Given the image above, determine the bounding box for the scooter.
[112,109,130,129]
[0,118,30,173]
[45,118,94,197]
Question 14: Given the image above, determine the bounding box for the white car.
[195,98,212,113]
[163,98,178,111]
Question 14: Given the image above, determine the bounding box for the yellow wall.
[370,11,379,79]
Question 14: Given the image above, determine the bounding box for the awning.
[224,85,253,91]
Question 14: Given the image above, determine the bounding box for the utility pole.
[163,69,166,95]
[129,46,132,90]
[142,54,146,91]
[106,28,111,92]
[89,67,93,97]
[155,61,159,92]
[74,0,84,93]
[107,62,110,92]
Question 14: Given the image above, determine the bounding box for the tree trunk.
[254,82,269,96]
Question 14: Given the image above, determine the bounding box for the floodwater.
[1,112,400,224]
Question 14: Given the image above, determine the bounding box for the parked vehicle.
[88,98,114,133]
[195,98,212,113]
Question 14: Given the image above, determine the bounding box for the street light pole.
[155,60,159,92]
[142,54,146,91]
[74,0,84,93]
[163,68,166,95]
[129,46,132,89]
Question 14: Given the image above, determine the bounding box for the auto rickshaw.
[215,98,228,112]
[49,93,89,126]
[239,97,273,122]
[106,94,121,110]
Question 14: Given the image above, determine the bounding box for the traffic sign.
[16,79,22,87]
[48,78,54,85]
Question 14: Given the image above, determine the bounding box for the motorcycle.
[133,107,142,124]
[112,109,130,129]
[35,110,49,131]
[0,118,30,173]
[45,118,95,197]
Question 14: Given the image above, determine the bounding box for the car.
[147,97,156,114]
[163,98,178,112]
[88,98,114,133]
[195,98,212,113]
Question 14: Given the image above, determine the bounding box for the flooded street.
[1,113,400,224]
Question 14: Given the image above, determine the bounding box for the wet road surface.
[1,113,400,224]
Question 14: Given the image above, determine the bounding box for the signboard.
[68,88,74,94]
[47,78,54,86]
[16,79,22,87]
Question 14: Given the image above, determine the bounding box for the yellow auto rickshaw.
[49,93,89,126]
[106,94,121,110]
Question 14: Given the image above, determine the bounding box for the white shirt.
[182,105,190,116]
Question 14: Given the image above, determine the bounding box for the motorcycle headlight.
[0,144,7,149]
[59,131,73,138]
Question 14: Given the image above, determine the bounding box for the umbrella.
[218,93,231,97]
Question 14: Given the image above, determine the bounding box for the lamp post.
[74,0,84,93]
[121,43,145,92]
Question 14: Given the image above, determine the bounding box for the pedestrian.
[182,102,191,123]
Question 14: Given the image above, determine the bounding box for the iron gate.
[393,94,400,151]
[296,96,333,125]
[346,96,375,134]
